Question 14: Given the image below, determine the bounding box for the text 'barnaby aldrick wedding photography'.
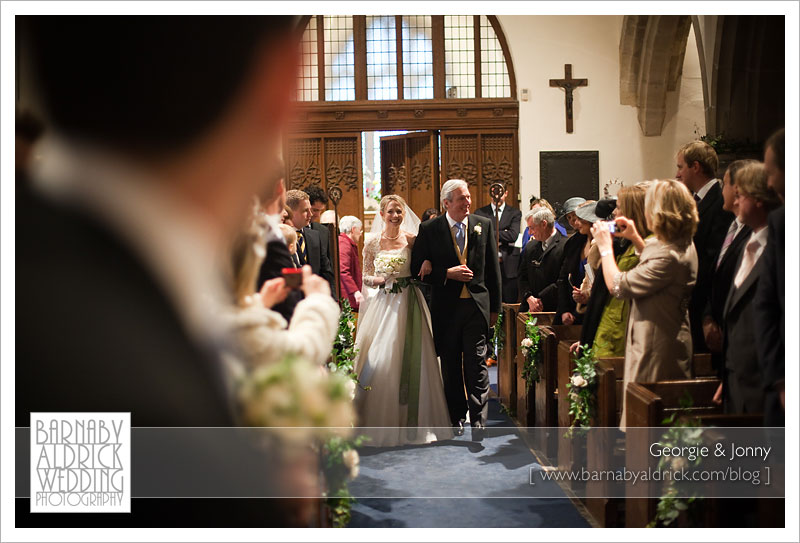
[30,413,130,513]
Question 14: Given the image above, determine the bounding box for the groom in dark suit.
[411,179,502,433]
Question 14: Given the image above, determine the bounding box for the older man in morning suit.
[411,179,501,435]
[518,207,566,313]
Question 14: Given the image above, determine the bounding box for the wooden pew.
[624,379,722,527]
[584,356,625,526]
[583,353,722,526]
[513,312,556,426]
[497,303,521,413]
[549,330,583,478]
[513,316,572,461]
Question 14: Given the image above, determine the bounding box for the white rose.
[345,378,356,400]
[521,338,533,348]
[570,374,588,388]
[671,456,688,471]
[342,449,360,479]
[520,347,528,356]
[347,320,355,331]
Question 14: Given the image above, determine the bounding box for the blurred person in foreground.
[16,16,316,526]
[592,180,698,429]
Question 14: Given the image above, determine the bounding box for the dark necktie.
[296,230,307,265]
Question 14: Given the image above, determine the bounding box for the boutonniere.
[473,223,482,236]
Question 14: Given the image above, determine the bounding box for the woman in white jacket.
[223,202,340,377]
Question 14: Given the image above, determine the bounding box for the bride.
[353,195,453,446]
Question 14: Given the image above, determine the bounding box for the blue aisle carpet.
[347,394,591,528]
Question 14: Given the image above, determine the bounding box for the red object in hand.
[282,268,303,289]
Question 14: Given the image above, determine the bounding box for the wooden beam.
[474,15,482,99]
[353,15,367,101]
[432,16,445,99]
[396,15,405,100]
[316,15,325,101]
[289,98,520,132]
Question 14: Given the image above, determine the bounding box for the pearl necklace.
[382,231,401,240]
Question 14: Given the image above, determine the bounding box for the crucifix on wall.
[549,64,588,133]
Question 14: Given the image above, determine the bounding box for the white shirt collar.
[31,135,230,345]
[491,202,506,215]
[541,228,558,250]
[695,178,720,201]
[446,211,468,230]
[748,224,769,250]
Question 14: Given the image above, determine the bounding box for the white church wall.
[497,15,706,207]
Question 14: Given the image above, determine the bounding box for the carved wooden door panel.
[285,133,364,221]
[440,129,519,210]
[379,131,440,219]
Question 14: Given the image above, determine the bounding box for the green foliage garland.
[519,315,541,388]
[648,392,704,527]
[330,299,361,385]
[565,345,598,437]
[322,435,368,528]
[491,311,505,359]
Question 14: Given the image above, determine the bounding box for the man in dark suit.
[17,16,309,526]
[721,162,781,415]
[411,180,501,434]
[286,189,337,298]
[675,141,734,353]
[754,128,785,426]
[518,207,567,312]
[303,184,337,298]
[702,160,754,376]
[474,188,522,303]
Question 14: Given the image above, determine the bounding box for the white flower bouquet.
[373,254,407,278]
[239,354,355,447]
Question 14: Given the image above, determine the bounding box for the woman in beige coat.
[591,179,699,429]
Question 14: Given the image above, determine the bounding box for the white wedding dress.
[353,234,453,447]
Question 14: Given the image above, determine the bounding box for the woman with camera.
[591,179,699,429]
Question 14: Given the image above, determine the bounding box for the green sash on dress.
[399,288,423,435]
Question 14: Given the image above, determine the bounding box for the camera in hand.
[282,268,303,289]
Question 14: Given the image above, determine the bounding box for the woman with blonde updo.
[591,179,699,429]
[224,199,340,375]
[353,194,452,446]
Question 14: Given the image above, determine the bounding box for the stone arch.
[692,15,784,143]
[619,15,692,136]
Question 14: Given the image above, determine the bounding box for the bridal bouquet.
[239,353,355,447]
[374,254,407,278]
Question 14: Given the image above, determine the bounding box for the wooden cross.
[549,64,588,133]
